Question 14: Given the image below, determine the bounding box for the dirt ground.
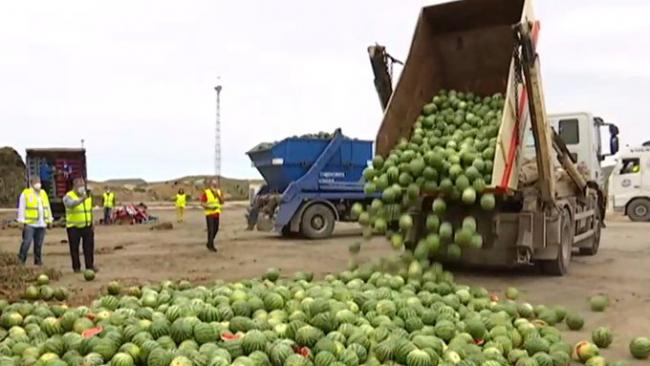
[0,204,649,363]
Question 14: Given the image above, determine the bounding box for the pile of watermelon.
[22,275,68,303]
[353,89,501,260]
[1,258,648,366]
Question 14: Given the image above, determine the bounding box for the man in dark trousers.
[200,178,224,252]
[63,178,97,272]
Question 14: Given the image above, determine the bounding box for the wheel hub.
[311,215,325,230]
[634,205,648,217]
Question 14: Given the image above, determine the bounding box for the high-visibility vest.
[22,188,52,225]
[65,191,93,228]
[204,189,222,216]
[103,192,115,208]
[176,193,187,208]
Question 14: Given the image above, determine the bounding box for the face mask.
[33,183,42,190]
[77,187,86,195]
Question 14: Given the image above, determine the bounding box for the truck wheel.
[300,204,335,239]
[579,213,601,256]
[626,198,650,222]
[542,208,573,276]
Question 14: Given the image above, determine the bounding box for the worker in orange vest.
[200,179,224,252]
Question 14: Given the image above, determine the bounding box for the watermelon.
[406,349,432,366]
[480,193,496,210]
[36,274,49,286]
[584,356,607,366]
[83,270,96,281]
[589,295,608,312]
[505,287,519,300]
[439,222,453,242]
[399,214,414,232]
[110,352,134,366]
[573,341,599,363]
[591,327,613,348]
[432,198,446,215]
[629,337,650,359]
[461,187,477,205]
[565,313,584,330]
[446,245,462,261]
[425,214,440,233]
[350,203,364,220]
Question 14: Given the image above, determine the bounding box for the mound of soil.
[0,252,61,301]
[0,147,25,207]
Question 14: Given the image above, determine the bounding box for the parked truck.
[25,148,87,219]
[371,0,619,274]
[245,130,376,239]
[609,146,650,221]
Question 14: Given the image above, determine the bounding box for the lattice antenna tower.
[214,82,222,182]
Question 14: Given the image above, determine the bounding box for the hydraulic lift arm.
[368,44,402,111]
[516,22,589,203]
[515,21,556,204]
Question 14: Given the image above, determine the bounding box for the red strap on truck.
[499,21,541,190]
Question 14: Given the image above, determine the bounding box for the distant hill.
[101,178,148,186]
[89,175,263,203]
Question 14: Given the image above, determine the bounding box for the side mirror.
[610,136,619,155]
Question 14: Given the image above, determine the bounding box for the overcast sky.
[1,0,648,181]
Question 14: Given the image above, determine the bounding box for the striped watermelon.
[92,338,118,361]
[248,351,271,366]
[41,318,63,336]
[193,322,218,345]
[147,348,173,366]
[82,353,104,366]
[110,352,134,366]
[150,319,171,339]
[232,301,252,318]
[406,349,433,366]
[170,318,194,344]
[295,326,324,348]
[263,294,284,311]
[169,356,193,366]
[241,330,267,355]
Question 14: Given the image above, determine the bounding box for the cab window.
[620,158,640,175]
[558,119,579,144]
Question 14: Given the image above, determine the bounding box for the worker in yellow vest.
[64,178,97,273]
[17,176,53,265]
[102,186,116,225]
[200,179,224,252]
[175,188,188,223]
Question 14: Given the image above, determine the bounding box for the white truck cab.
[523,112,619,187]
[610,146,650,221]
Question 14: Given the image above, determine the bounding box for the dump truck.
[245,130,375,239]
[25,148,87,219]
[371,0,619,275]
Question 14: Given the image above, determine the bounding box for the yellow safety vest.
[103,192,115,208]
[204,189,222,216]
[65,191,93,228]
[175,194,187,208]
[22,188,52,225]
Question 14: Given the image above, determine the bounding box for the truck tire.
[542,208,573,276]
[579,211,601,256]
[300,204,335,239]
[626,198,650,222]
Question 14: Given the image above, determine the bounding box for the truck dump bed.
[376,0,534,192]
[247,132,372,192]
